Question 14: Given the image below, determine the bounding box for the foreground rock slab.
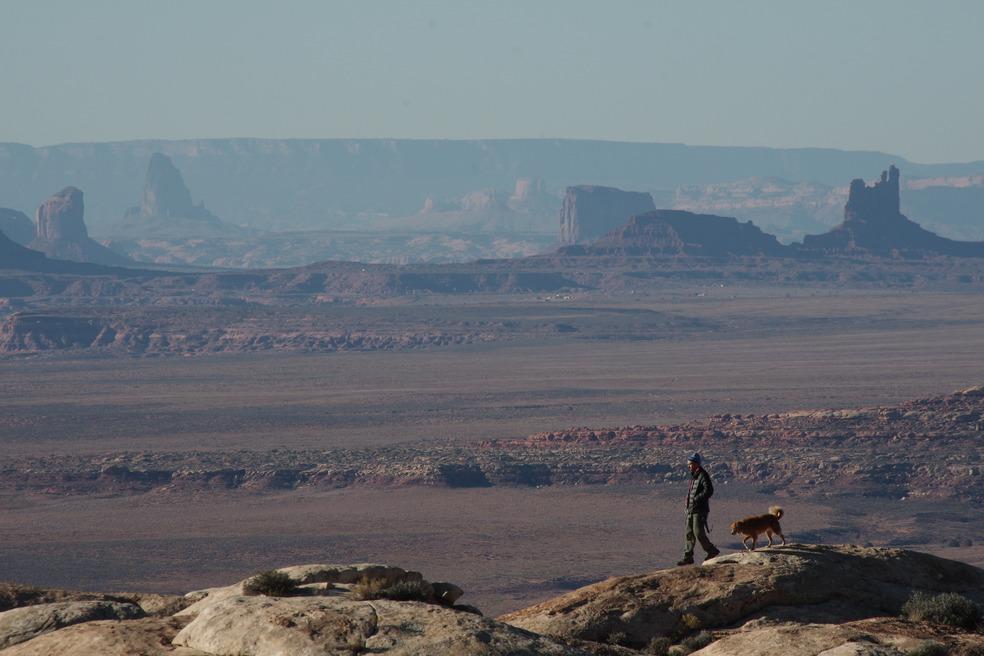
[174,594,589,655]
[0,600,144,648]
[1,617,208,656]
[699,618,984,656]
[500,544,984,649]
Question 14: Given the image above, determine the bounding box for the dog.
[730,506,786,550]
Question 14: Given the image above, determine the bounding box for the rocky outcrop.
[0,209,34,245]
[558,185,655,245]
[0,562,591,655]
[3,551,983,655]
[29,187,132,266]
[501,544,984,650]
[574,210,791,257]
[126,153,220,224]
[801,166,984,256]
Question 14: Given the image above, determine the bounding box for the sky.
[2,0,983,163]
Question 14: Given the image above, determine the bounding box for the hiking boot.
[705,547,721,560]
[676,557,694,566]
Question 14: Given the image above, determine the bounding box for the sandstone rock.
[559,185,655,245]
[501,545,984,649]
[0,600,144,648]
[1,616,209,656]
[580,210,790,257]
[174,594,590,655]
[29,187,132,266]
[176,563,425,617]
[0,208,34,245]
[698,617,984,656]
[127,153,220,223]
[800,166,984,257]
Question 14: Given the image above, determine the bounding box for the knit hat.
[687,452,702,465]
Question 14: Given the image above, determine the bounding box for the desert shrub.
[905,642,948,656]
[376,579,432,602]
[644,636,673,655]
[351,576,432,603]
[350,576,386,600]
[243,570,297,597]
[680,630,714,652]
[902,592,983,631]
[679,613,703,631]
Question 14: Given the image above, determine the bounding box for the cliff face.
[558,185,655,245]
[801,166,984,256]
[125,153,220,223]
[29,188,132,266]
[0,209,34,245]
[585,210,791,257]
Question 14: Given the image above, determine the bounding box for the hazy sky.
[3,1,983,163]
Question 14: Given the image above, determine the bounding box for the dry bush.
[903,592,983,632]
[243,570,297,597]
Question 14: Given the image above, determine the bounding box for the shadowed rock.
[126,153,220,223]
[0,209,34,245]
[570,209,791,257]
[801,166,984,256]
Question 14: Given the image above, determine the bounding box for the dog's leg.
[750,535,757,551]
[743,536,752,551]
[778,530,786,546]
[766,530,774,548]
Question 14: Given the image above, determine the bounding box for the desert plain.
[2,285,983,616]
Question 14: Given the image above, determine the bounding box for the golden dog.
[730,506,786,550]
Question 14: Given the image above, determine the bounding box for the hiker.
[677,452,720,565]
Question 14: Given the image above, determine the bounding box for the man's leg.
[696,513,719,559]
[678,513,696,565]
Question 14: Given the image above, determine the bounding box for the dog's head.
[730,521,740,535]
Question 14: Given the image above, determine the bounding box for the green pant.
[684,512,716,559]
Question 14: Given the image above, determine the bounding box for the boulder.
[500,544,984,649]
[176,563,423,617]
[0,600,144,648]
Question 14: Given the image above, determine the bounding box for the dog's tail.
[769,506,784,519]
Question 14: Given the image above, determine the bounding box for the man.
[677,452,720,565]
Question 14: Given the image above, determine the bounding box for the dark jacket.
[687,466,714,515]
